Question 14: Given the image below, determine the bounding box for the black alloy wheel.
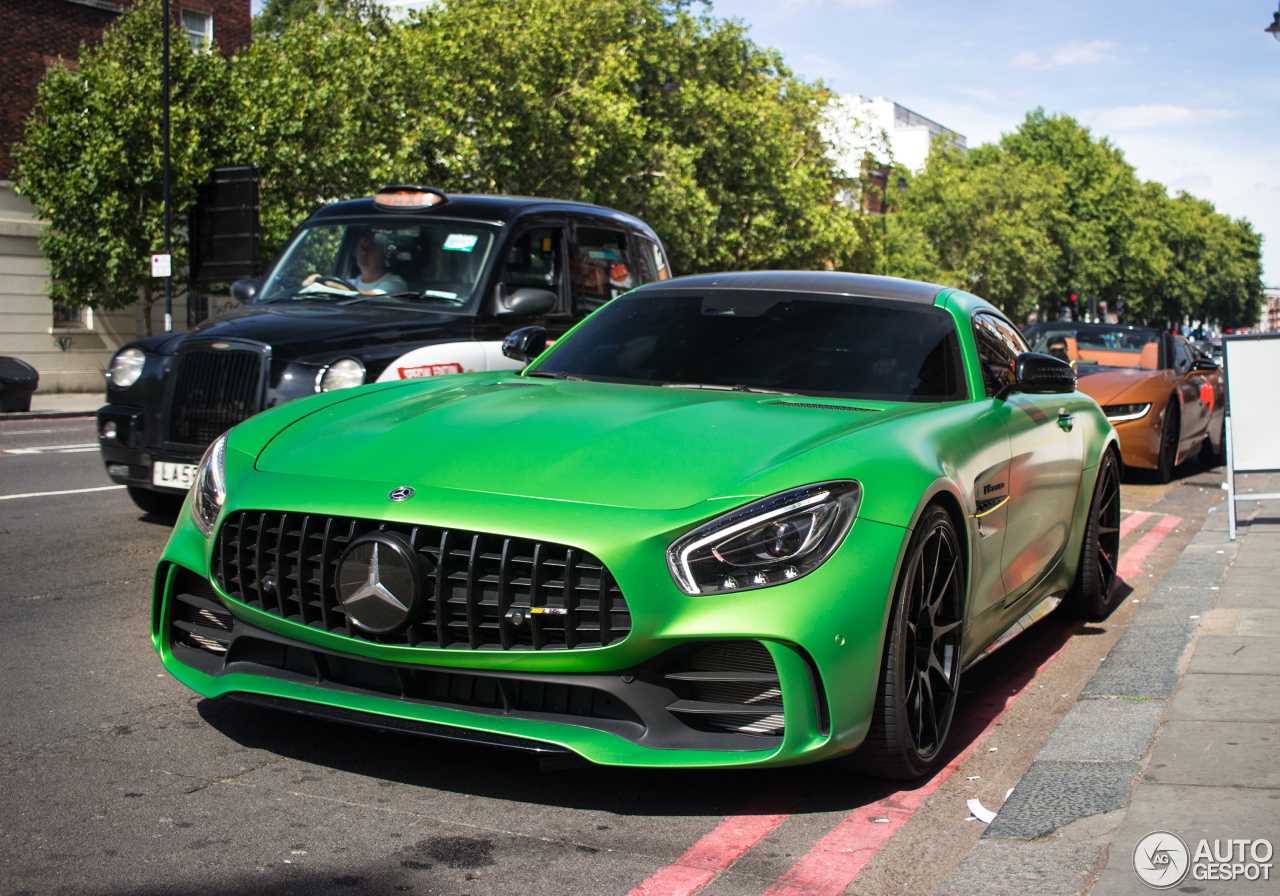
[1066,449,1122,620]
[1155,401,1179,483]
[860,504,965,780]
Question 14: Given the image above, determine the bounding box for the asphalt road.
[0,417,1232,896]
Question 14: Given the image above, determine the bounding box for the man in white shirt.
[351,230,408,294]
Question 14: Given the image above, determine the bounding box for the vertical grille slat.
[167,346,264,445]
[212,512,630,651]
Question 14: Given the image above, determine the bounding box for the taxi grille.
[168,347,263,445]
[212,512,631,650]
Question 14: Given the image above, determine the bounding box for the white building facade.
[832,95,967,175]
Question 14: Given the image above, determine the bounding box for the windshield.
[257,218,498,307]
[530,290,966,402]
[1024,323,1162,370]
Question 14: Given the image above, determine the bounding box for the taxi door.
[973,313,1086,606]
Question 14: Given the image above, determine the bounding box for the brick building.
[0,0,250,392]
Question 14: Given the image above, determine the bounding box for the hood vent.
[489,382,542,388]
[769,401,881,413]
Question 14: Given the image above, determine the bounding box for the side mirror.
[496,286,557,317]
[502,326,548,363]
[231,278,260,304]
[1004,351,1076,397]
[1192,356,1218,372]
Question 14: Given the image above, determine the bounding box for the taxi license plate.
[153,461,198,489]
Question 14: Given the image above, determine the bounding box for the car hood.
[254,377,918,510]
[1074,366,1167,405]
[180,301,463,362]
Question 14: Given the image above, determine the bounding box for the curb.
[0,409,99,421]
[936,513,1240,896]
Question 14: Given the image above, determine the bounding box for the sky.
[706,0,1280,285]
[249,0,1280,284]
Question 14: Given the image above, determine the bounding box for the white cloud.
[1011,40,1119,70]
[1083,104,1242,130]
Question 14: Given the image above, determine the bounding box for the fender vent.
[769,401,881,412]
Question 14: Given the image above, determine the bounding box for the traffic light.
[1068,293,1079,321]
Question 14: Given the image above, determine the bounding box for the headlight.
[109,347,146,388]
[191,433,228,538]
[318,358,366,392]
[667,481,862,595]
[1102,403,1151,422]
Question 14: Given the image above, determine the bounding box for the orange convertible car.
[1023,322,1224,481]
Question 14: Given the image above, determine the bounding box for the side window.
[496,228,567,314]
[1172,337,1194,375]
[571,226,635,313]
[973,313,1022,397]
[637,236,671,284]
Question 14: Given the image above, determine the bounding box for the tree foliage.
[14,0,232,334]
[887,110,1263,327]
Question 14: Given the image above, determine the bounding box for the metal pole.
[1226,413,1236,540]
[162,0,172,333]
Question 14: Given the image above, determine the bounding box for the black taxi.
[98,186,671,514]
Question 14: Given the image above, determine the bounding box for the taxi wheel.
[859,504,964,780]
[1155,401,1179,483]
[1066,449,1122,620]
[127,486,185,518]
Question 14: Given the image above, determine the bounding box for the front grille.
[168,346,264,444]
[664,642,785,737]
[213,512,632,650]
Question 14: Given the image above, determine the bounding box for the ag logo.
[1134,830,1190,888]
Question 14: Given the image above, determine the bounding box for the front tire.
[860,505,965,780]
[1065,449,1121,620]
[127,485,185,517]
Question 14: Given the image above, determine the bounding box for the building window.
[181,10,213,52]
[52,303,93,330]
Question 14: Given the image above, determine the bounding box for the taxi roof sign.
[375,186,448,210]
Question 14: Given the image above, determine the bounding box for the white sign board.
[151,254,171,278]
[1224,333,1280,538]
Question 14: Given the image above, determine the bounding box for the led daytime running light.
[191,433,228,538]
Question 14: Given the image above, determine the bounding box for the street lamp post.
[162,0,172,333]
[1268,3,1280,42]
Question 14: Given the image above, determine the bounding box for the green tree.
[15,0,233,335]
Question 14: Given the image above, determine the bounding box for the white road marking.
[4,443,99,455]
[0,485,126,501]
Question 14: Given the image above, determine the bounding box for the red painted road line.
[625,790,806,896]
[1119,510,1153,539]
[758,632,1078,896]
[1117,514,1182,581]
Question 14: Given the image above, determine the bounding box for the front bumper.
[153,482,909,768]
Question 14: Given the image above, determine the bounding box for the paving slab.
[1237,609,1280,637]
[1089,784,1280,896]
[1215,569,1280,609]
[982,761,1140,841]
[1166,673,1280,722]
[937,839,1105,896]
[1079,623,1196,699]
[1035,699,1166,762]
[1229,533,1280,567]
[1141,720,1280,788]
[1189,636,1280,674]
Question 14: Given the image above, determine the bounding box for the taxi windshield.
[257,219,498,307]
[530,290,967,402]
[1025,323,1162,370]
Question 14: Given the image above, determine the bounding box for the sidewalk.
[0,392,102,420]
[938,474,1280,896]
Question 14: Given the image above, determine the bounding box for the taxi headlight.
[191,433,227,538]
[318,358,365,392]
[109,348,146,389]
[667,481,862,595]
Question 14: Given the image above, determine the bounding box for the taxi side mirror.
[231,279,260,304]
[496,286,557,317]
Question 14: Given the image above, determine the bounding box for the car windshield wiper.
[662,382,800,396]
[524,370,591,382]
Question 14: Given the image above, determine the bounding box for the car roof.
[309,193,653,232]
[639,271,950,304]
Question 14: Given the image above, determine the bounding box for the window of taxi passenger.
[572,227,635,313]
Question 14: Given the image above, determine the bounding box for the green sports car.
[153,271,1121,778]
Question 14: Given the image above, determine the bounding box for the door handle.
[1057,409,1074,432]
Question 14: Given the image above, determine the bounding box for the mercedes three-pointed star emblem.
[335,532,424,634]
[347,544,410,613]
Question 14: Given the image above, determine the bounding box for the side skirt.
[961,592,1064,672]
